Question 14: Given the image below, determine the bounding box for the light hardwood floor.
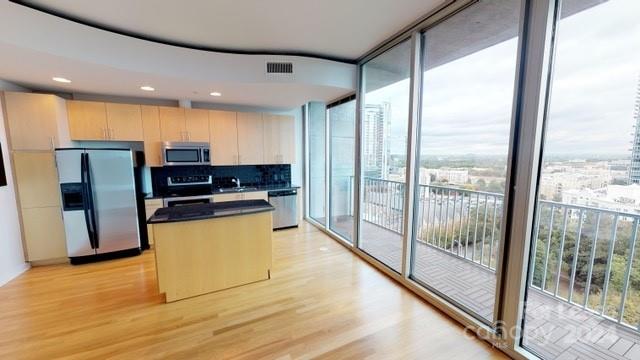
[0,222,508,359]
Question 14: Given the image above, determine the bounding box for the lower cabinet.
[12,151,67,263]
[213,193,244,202]
[213,191,268,202]
[243,191,268,201]
[21,207,67,262]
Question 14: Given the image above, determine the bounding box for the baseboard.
[29,257,69,266]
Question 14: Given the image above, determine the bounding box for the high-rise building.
[629,78,640,184]
[363,103,390,179]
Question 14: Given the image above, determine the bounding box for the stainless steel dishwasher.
[268,189,298,230]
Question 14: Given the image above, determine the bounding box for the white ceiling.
[0,1,378,109]
[19,0,445,61]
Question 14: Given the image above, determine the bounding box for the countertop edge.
[148,207,274,224]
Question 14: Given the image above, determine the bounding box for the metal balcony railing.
[359,176,640,330]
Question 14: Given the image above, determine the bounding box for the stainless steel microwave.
[161,142,210,166]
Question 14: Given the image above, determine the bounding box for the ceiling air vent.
[266,62,294,74]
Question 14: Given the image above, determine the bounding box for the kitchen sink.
[216,187,258,193]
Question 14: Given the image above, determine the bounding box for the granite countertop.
[147,199,275,224]
[145,184,300,200]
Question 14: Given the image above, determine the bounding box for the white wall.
[0,93,29,286]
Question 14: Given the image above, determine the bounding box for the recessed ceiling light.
[210,92,222,97]
[52,77,71,83]
[140,86,155,91]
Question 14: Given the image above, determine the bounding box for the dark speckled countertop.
[147,200,275,224]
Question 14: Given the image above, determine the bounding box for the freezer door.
[86,150,141,254]
[55,149,96,257]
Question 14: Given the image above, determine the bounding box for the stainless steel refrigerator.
[55,148,142,264]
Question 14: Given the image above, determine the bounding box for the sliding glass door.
[522,0,640,357]
[359,40,412,272]
[328,98,356,242]
[409,0,522,324]
[307,102,327,224]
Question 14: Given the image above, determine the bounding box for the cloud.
[362,0,640,158]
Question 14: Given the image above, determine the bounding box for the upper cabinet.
[3,92,297,167]
[68,100,143,141]
[67,100,108,140]
[159,107,210,143]
[185,109,210,142]
[263,114,296,164]
[141,105,162,167]
[159,106,185,142]
[209,110,239,165]
[3,92,67,151]
[105,103,144,141]
[236,112,264,165]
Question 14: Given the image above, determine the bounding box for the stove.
[167,175,212,186]
[163,175,213,198]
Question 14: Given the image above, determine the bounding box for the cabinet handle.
[187,132,191,141]
[110,129,115,140]
[49,136,55,150]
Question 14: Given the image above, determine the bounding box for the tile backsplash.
[150,165,291,196]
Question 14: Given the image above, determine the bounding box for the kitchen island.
[148,200,274,302]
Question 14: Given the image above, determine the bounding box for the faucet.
[231,177,241,188]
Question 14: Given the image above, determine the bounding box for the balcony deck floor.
[324,216,640,360]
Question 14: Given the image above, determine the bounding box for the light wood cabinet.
[243,191,268,201]
[11,151,67,262]
[159,106,186,142]
[209,110,238,165]
[263,114,295,164]
[236,112,264,165]
[67,100,108,140]
[158,107,209,142]
[3,92,65,150]
[213,191,267,202]
[12,152,61,209]
[185,109,210,142]
[141,106,162,167]
[21,206,67,262]
[68,101,146,141]
[105,103,143,141]
[279,115,296,164]
[213,193,244,202]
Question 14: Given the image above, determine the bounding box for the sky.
[364,0,640,158]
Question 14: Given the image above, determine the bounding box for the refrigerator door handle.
[81,153,96,249]
[85,152,99,249]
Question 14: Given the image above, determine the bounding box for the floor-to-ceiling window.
[308,102,327,223]
[328,97,356,242]
[359,39,412,272]
[304,0,640,357]
[522,0,640,358]
[409,0,522,324]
